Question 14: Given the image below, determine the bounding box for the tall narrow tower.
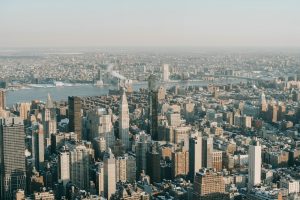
[43,93,57,139]
[162,64,169,82]
[119,88,130,150]
[248,139,261,189]
[104,148,116,200]
[0,89,5,110]
[68,96,82,139]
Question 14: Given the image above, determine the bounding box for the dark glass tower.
[0,117,26,200]
[68,96,82,140]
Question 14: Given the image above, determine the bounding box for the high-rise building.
[125,154,136,182]
[172,148,189,179]
[32,123,45,171]
[86,108,115,148]
[202,136,213,168]
[70,144,90,189]
[103,148,116,200]
[19,102,31,120]
[116,156,127,182]
[212,151,222,172]
[68,96,82,139]
[135,132,151,175]
[189,134,202,180]
[0,89,5,110]
[193,169,228,200]
[162,64,169,82]
[58,146,70,187]
[43,94,57,139]
[119,89,130,150]
[148,75,165,140]
[96,162,104,197]
[0,117,26,200]
[248,139,261,189]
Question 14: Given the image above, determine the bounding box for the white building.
[96,162,104,197]
[280,178,300,194]
[104,148,116,200]
[248,139,261,189]
[162,64,169,82]
[58,147,70,187]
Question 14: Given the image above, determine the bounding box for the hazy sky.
[1,0,300,48]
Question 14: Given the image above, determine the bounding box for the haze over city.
[1,0,300,48]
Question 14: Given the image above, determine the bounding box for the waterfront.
[6,78,244,106]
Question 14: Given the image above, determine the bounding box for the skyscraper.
[96,162,104,197]
[162,64,169,82]
[119,89,130,150]
[68,96,82,139]
[148,74,165,140]
[189,134,202,180]
[0,117,26,200]
[43,94,57,139]
[32,123,45,171]
[202,136,213,169]
[70,144,90,189]
[19,102,31,121]
[248,139,261,189]
[87,108,115,148]
[58,146,70,187]
[0,89,5,110]
[103,148,116,200]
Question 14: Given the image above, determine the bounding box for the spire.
[46,93,54,108]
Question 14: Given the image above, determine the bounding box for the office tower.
[248,139,261,189]
[174,126,190,151]
[148,74,165,140]
[0,89,5,110]
[103,148,116,200]
[86,108,115,148]
[116,156,127,182]
[189,134,202,179]
[172,148,189,179]
[212,151,222,171]
[92,137,107,160]
[119,89,130,150]
[162,64,169,82]
[43,94,57,139]
[19,102,31,120]
[32,123,45,171]
[147,143,161,183]
[135,132,151,175]
[184,100,195,123]
[70,144,90,189]
[193,169,227,200]
[58,146,70,187]
[268,104,278,123]
[68,96,82,139]
[167,111,181,127]
[0,117,26,200]
[241,115,252,128]
[202,136,213,168]
[96,162,104,196]
[126,154,136,182]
